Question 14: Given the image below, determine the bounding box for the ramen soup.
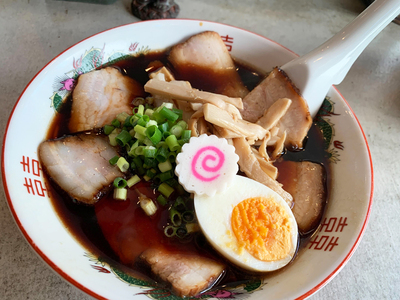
[39,32,329,298]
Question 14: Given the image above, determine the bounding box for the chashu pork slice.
[69,67,144,133]
[39,133,124,205]
[140,248,225,297]
[276,160,326,234]
[241,68,312,150]
[169,31,248,98]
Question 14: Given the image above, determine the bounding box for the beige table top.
[1,0,399,299]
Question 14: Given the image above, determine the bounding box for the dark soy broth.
[45,51,330,292]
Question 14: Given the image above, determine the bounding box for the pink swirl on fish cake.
[191,146,225,182]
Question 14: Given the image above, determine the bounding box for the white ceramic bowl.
[2,20,373,300]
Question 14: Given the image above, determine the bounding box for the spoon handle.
[281,0,400,118]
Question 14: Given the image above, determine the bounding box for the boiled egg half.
[194,175,298,272]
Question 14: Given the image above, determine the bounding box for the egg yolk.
[231,197,292,261]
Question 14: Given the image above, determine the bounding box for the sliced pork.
[38,133,124,205]
[169,31,248,98]
[241,68,312,150]
[69,67,144,133]
[140,248,225,297]
[275,160,326,234]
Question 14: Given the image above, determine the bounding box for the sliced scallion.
[115,130,132,147]
[113,177,127,188]
[164,225,177,237]
[156,194,167,206]
[145,125,162,145]
[158,160,172,173]
[159,106,179,122]
[126,175,141,187]
[117,157,129,172]
[111,119,121,128]
[139,196,157,216]
[103,125,115,135]
[113,188,127,200]
[143,146,156,158]
[109,155,119,165]
[182,211,195,223]
[134,124,147,136]
[165,135,180,152]
[170,208,182,226]
[170,125,183,138]
[158,182,174,198]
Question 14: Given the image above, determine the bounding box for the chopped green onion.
[174,196,186,211]
[161,102,174,109]
[146,120,158,127]
[156,194,167,206]
[143,146,156,158]
[158,160,172,173]
[170,208,182,226]
[139,196,157,216]
[145,125,162,145]
[126,175,141,187]
[127,140,139,157]
[144,157,157,169]
[135,145,145,156]
[155,112,167,123]
[164,225,177,237]
[137,104,145,115]
[158,182,174,198]
[182,211,195,223]
[104,125,115,135]
[132,157,145,175]
[176,227,187,238]
[168,151,177,163]
[146,168,157,179]
[158,122,169,133]
[172,108,183,120]
[137,115,150,127]
[165,178,179,188]
[134,125,147,136]
[108,133,118,146]
[176,120,188,130]
[181,130,191,141]
[170,125,183,138]
[117,112,130,123]
[113,177,127,188]
[143,175,151,181]
[117,157,129,172]
[115,130,132,147]
[129,115,139,127]
[155,146,169,163]
[144,108,154,117]
[158,170,174,182]
[165,135,180,152]
[111,119,121,128]
[134,132,146,142]
[159,106,179,122]
[143,137,154,146]
[109,155,119,165]
[113,188,127,200]
[163,131,172,139]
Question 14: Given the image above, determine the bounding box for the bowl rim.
[1,19,374,300]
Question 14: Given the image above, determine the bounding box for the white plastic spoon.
[281,0,400,118]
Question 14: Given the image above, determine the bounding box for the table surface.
[1,0,399,299]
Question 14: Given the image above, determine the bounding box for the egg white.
[194,175,298,272]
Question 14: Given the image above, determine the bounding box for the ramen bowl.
[2,20,373,300]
